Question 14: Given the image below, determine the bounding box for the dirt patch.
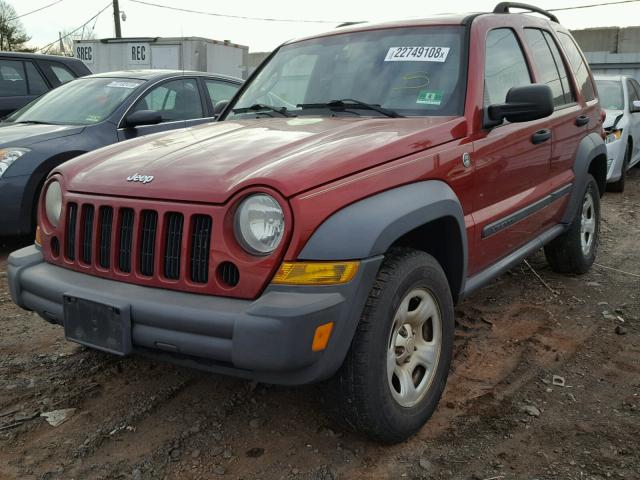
[1,171,639,480]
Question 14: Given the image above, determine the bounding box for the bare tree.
[47,28,97,56]
[0,0,33,52]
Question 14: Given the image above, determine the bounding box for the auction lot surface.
[1,173,639,480]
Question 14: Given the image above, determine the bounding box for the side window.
[204,80,240,105]
[0,59,27,97]
[627,79,640,110]
[24,61,49,95]
[484,29,532,107]
[557,32,596,101]
[133,78,203,122]
[523,29,575,107]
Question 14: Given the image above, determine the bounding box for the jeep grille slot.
[164,212,184,280]
[118,208,135,273]
[190,214,212,284]
[139,210,158,276]
[80,204,94,264]
[98,206,113,268]
[65,203,78,260]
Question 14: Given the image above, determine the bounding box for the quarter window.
[524,29,575,107]
[484,29,532,107]
[133,78,203,122]
[50,64,75,84]
[557,32,596,101]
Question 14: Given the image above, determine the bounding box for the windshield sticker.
[385,47,450,62]
[106,81,140,89]
[417,90,443,105]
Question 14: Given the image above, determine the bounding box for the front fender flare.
[298,180,468,295]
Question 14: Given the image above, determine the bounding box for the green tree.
[0,0,33,52]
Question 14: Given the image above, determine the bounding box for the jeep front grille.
[62,202,212,285]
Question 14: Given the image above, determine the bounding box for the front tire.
[332,248,454,443]
[544,174,600,274]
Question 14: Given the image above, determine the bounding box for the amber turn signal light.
[35,225,43,247]
[312,322,334,352]
[272,261,359,285]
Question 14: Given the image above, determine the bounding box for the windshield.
[6,77,145,125]
[228,26,466,119]
[596,80,624,110]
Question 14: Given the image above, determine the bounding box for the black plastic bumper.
[8,246,382,385]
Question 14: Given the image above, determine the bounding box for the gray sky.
[11,0,640,53]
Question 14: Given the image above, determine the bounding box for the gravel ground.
[1,170,638,480]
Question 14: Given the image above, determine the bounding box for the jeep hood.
[0,122,84,147]
[60,116,466,203]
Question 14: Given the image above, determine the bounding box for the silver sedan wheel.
[580,191,596,256]
[387,287,442,408]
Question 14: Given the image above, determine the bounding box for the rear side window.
[523,29,575,107]
[204,79,240,105]
[484,29,531,107]
[25,61,49,95]
[557,32,596,102]
[0,59,27,96]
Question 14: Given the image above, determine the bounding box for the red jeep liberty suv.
[9,3,606,442]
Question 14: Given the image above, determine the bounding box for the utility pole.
[58,31,64,54]
[113,0,122,38]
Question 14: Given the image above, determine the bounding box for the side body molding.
[562,132,607,224]
[299,180,468,295]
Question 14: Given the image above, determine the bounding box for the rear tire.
[544,175,600,274]
[331,248,454,443]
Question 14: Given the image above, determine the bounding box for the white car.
[594,75,640,192]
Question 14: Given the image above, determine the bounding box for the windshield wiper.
[232,103,293,117]
[297,99,404,118]
[13,120,53,125]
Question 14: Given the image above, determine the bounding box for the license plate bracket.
[63,293,132,356]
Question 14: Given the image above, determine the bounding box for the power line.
[548,0,640,11]
[129,0,358,24]
[8,0,63,21]
[39,2,111,53]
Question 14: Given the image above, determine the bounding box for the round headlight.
[235,194,285,255]
[45,181,63,227]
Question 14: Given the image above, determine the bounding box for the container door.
[151,45,180,70]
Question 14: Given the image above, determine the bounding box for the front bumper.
[605,139,626,182]
[8,246,382,385]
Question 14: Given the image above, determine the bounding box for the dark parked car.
[0,52,92,117]
[0,69,241,236]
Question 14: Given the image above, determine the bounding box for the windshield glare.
[6,78,145,125]
[596,80,624,111]
[229,26,465,118]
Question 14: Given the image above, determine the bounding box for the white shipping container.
[73,37,248,79]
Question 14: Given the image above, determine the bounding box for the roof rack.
[493,2,559,23]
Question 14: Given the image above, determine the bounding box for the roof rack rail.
[336,21,366,28]
[493,2,559,23]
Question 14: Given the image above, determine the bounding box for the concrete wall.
[571,27,640,80]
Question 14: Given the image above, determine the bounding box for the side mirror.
[631,100,640,113]
[125,110,162,127]
[213,100,229,116]
[488,84,554,124]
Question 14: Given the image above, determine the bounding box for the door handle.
[575,115,590,127]
[532,128,552,144]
